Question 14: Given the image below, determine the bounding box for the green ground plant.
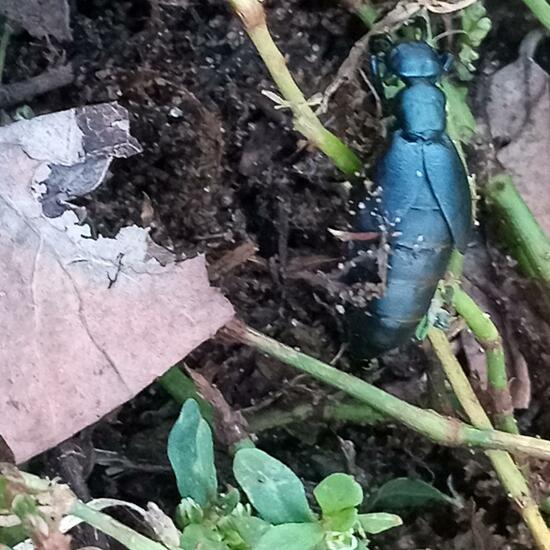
[0,400,402,550]
[168,400,401,550]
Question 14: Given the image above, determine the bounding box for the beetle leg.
[440,52,454,73]
[369,53,387,98]
[329,228,382,242]
[376,229,391,289]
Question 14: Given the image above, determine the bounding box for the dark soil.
[5,0,550,548]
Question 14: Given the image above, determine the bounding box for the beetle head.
[388,41,444,80]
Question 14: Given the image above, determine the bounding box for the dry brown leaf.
[1,0,71,40]
[486,31,550,235]
[0,435,15,464]
[420,0,478,14]
[208,241,258,280]
[0,104,234,463]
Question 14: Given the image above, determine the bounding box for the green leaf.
[167,399,218,507]
[233,448,314,524]
[218,488,240,514]
[325,530,360,549]
[226,516,270,547]
[455,3,491,80]
[383,82,404,100]
[461,3,491,43]
[175,498,204,529]
[357,513,402,534]
[254,523,325,550]
[0,477,8,510]
[324,507,358,532]
[366,478,458,512]
[314,473,363,515]
[11,495,38,519]
[180,524,228,550]
[440,79,476,147]
[356,4,379,27]
[0,524,27,548]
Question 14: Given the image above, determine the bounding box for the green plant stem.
[446,249,464,281]
[0,18,12,83]
[70,501,167,550]
[485,174,550,283]
[157,366,214,422]
[158,366,256,451]
[340,0,378,26]
[220,319,550,460]
[428,328,550,550]
[159,365,383,433]
[522,0,550,32]
[226,0,362,177]
[2,472,167,550]
[356,4,378,26]
[444,250,518,433]
[245,399,385,433]
[452,287,518,434]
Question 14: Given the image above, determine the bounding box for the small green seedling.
[455,3,492,81]
[440,2,491,150]
[167,400,402,549]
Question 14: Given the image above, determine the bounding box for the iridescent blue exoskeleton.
[347,41,472,358]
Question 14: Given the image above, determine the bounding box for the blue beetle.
[347,41,472,358]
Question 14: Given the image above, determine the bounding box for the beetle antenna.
[368,34,393,97]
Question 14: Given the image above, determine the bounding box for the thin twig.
[0,18,12,84]
[226,0,362,177]
[428,328,550,550]
[317,1,423,115]
[70,501,167,550]
[159,363,385,432]
[358,67,383,120]
[157,366,214,421]
[432,28,469,42]
[220,319,550,460]
[445,251,518,433]
[0,64,74,109]
[245,398,385,432]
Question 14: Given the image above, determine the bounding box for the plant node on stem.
[453,288,518,434]
[219,319,550,461]
[445,250,518,434]
[428,328,550,550]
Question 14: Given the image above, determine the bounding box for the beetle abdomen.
[349,206,453,358]
[348,143,456,358]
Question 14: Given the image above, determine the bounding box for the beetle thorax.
[397,79,446,140]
